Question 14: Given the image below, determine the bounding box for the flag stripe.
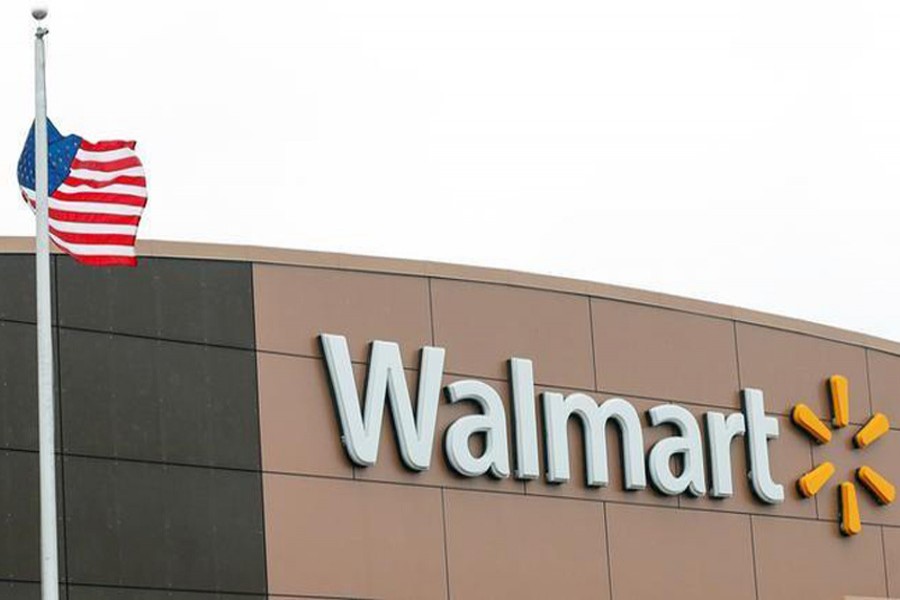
[49,199,144,216]
[22,188,144,217]
[75,148,138,162]
[52,191,147,207]
[23,188,147,215]
[57,183,147,197]
[68,167,144,181]
[50,219,137,235]
[48,234,136,256]
[79,140,136,152]
[50,229,137,246]
[75,255,138,267]
[49,210,141,226]
[70,156,142,172]
[64,175,146,189]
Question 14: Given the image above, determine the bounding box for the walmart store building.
[0,237,899,600]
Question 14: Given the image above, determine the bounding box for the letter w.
[320,334,445,470]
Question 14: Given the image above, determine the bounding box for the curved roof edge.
[2,235,897,355]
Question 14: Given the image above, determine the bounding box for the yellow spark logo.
[792,375,896,536]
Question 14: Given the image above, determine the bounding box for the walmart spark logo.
[792,376,896,536]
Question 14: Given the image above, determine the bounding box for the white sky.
[1,0,900,342]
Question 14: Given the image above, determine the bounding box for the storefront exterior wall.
[0,238,898,599]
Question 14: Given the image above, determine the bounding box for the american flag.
[17,120,147,267]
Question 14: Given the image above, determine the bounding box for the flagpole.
[32,7,60,600]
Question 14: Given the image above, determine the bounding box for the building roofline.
[2,235,897,355]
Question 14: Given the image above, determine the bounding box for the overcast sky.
[1,0,899,341]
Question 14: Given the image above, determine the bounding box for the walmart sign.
[320,333,785,504]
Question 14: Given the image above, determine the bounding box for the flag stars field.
[791,375,896,536]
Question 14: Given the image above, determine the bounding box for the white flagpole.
[32,7,60,600]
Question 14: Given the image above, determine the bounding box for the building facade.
[0,238,898,599]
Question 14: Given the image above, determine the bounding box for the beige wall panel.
[813,429,900,528]
[253,264,432,366]
[357,374,525,493]
[606,504,756,600]
[264,475,446,600]
[885,527,900,598]
[430,279,594,389]
[681,413,816,518]
[525,394,677,507]
[753,516,887,600]
[737,323,871,424]
[592,299,740,408]
[257,353,352,478]
[444,490,609,600]
[868,350,900,428]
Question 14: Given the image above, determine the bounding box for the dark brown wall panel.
[59,329,260,470]
[0,581,66,600]
[67,588,260,600]
[3,255,267,596]
[0,451,65,582]
[64,457,265,594]
[0,255,57,324]
[56,258,254,349]
[0,321,39,450]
